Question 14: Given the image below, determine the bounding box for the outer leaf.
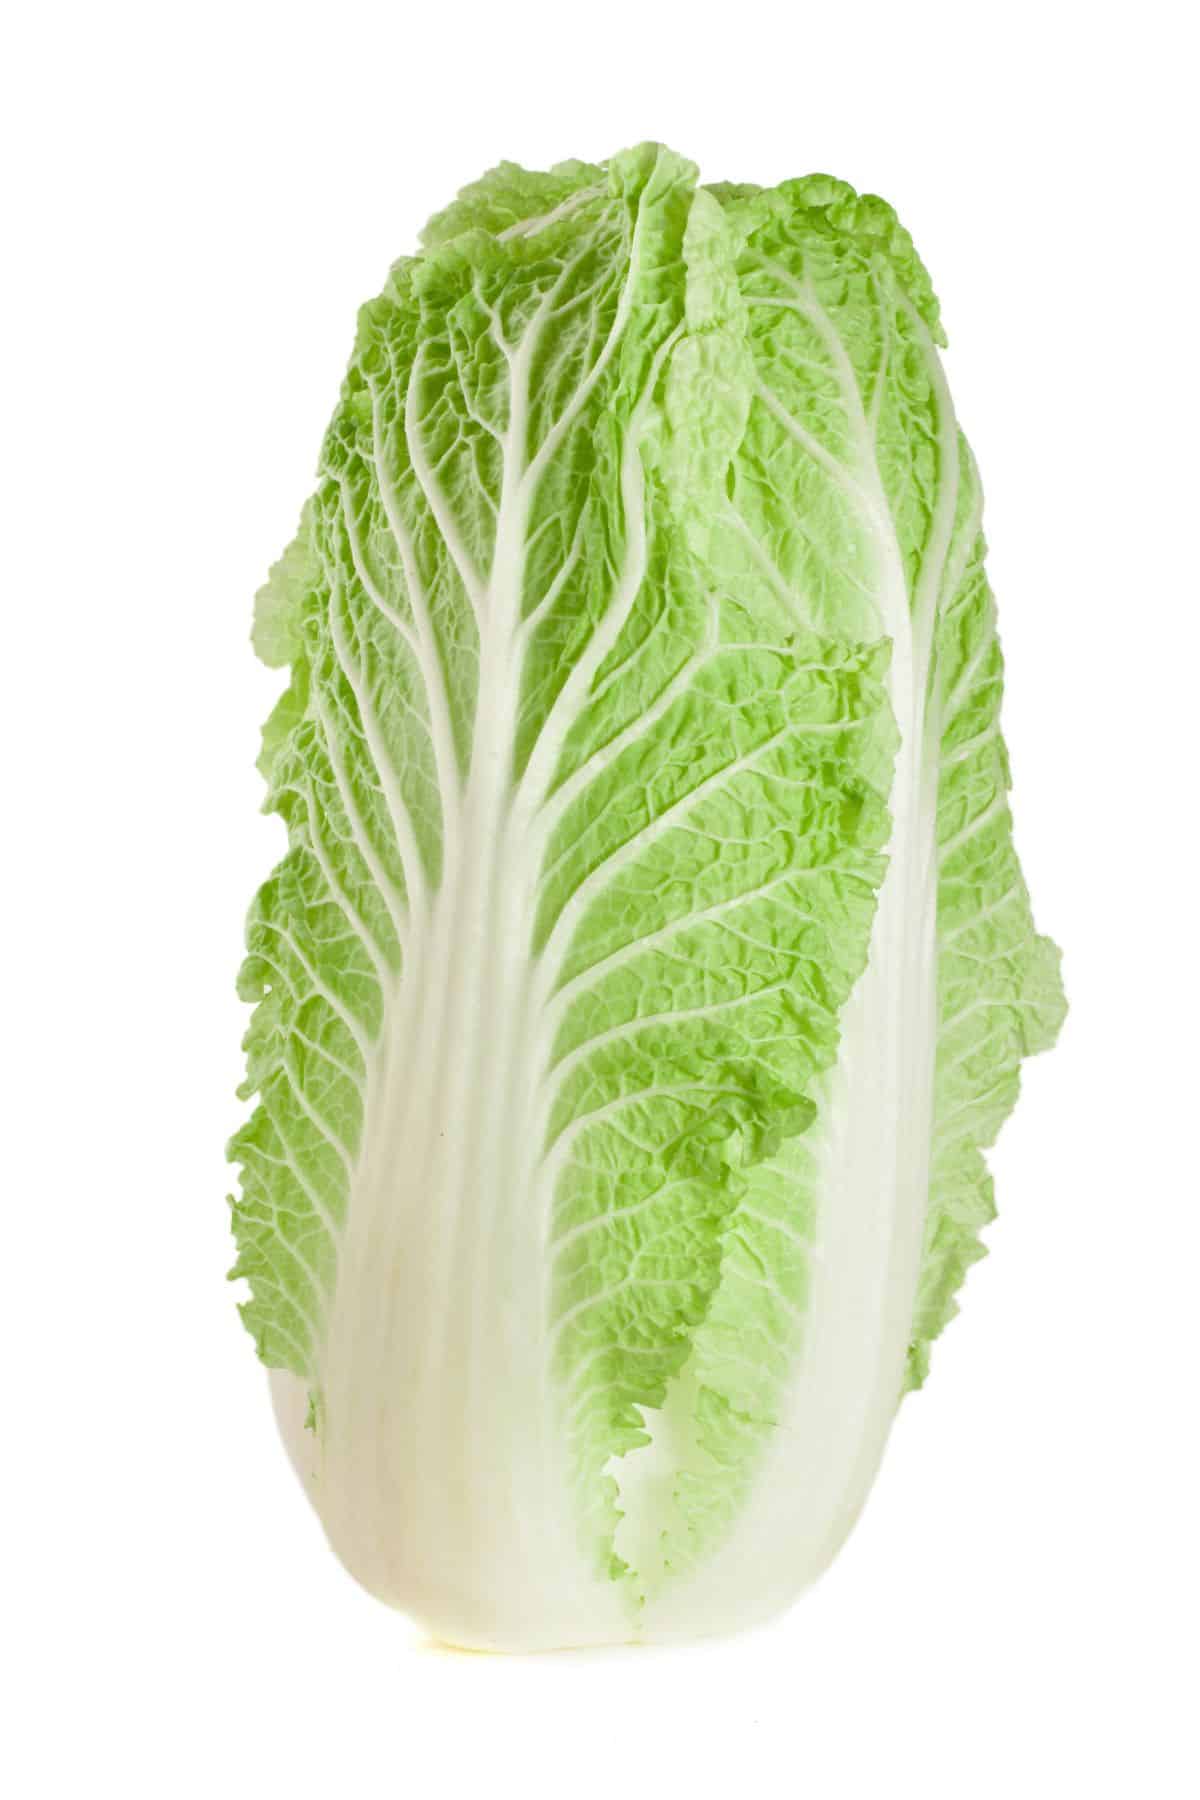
[909,443,1067,1386]
[606,175,1063,1629]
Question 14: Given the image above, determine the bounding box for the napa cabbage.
[229,144,1065,1649]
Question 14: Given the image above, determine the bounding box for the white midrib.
[310,296,664,1641]
[633,287,956,1637]
[630,622,940,1639]
[796,283,953,1567]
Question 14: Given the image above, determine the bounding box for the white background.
[4,3,1196,1795]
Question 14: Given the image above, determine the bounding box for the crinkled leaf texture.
[229,145,1065,1649]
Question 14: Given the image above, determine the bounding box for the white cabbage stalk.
[231,145,1064,1649]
